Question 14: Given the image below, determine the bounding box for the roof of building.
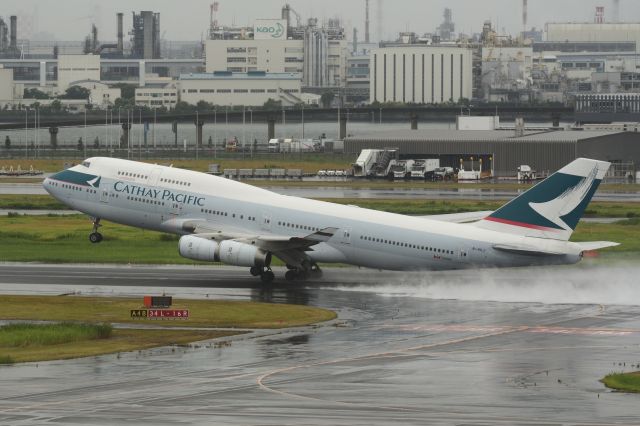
[346,129,623,143]
[180,71,302,80]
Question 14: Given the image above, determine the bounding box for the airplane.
[43,157,618,283]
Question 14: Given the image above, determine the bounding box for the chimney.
[9,15,17,51]
[117,13,124,52]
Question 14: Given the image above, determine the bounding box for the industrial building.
[370,46,473,104]
[345,129,640,177]
[178,71,302,107]
[135,84,178,109]
[545,23,640,53]
[206,4,347,88]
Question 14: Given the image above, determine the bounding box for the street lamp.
[24,108,28,158]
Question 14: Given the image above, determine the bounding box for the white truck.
[410,159,440,179]
[517,165,536,182]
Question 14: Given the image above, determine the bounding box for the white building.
[135,84,179,109]
[205,39,304,74]
[546,23,640,53]
[71,80,121,107]
[0,66,13,103]
[56,54,100,93]
[205,18,347,88]
[481,47,533,102]
[178,71,302,106]
[370,46,472,104]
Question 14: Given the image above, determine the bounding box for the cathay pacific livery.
[43,157,618,283]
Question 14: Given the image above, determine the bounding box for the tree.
[114,97,135,110]
[24,88,50,99]
[77,137,84,151]
[320,91,334,108]
[196,100,214,111]
[48,99,63,113]
[60,86,90,100]
[93,137,100,149]
[174,101,196,113]
[4,136,10,150]
[109,83,135,100]
[262,98,283,110]
[207,136,213,148]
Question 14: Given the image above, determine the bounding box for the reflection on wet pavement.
[0,263,639,424]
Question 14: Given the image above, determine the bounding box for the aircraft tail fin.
[474,158,610,240]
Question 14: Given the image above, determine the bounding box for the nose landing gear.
[89,217,103,244]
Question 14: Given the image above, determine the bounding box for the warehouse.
[345,129,640,177]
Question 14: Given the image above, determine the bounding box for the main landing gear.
[89,217,103,244]
[284,262,323,282]
[250,266,275,284]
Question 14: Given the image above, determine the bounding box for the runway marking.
[379,324,638,337]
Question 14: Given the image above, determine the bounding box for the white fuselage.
[44,157,583,271]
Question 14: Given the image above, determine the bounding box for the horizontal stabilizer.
[575,241,620,251]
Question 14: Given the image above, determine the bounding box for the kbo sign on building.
[254,19,287,40]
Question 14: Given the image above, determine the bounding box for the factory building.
[135,84,178,109]
[345,129,640,177]
[205,10,347,88]
[545,23,640,53]
[370,46,472,104]
[178,71,302,107]
[57,54,101,92]
[0,66,14,102]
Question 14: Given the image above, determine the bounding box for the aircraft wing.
[417,211,493,223]
[180,219,338,251]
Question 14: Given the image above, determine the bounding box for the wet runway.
[1,263,640,425]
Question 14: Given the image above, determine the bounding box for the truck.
[517,165,536,182]
[390,160,412,180]
[434,167,455,181]
[410,159,440,179]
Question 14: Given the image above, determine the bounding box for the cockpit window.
[82,161,91,168]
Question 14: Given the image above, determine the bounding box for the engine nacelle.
[178,235,220,262]
[219,240,271,268]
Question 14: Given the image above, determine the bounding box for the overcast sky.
[4,0,640,42]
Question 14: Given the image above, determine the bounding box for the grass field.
[2,194,640,218]
[0,295,335,329]
[601,372,640,393]
[0,296,335,363]
[0,214,638,265]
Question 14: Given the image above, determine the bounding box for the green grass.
[0,327,239,363]
[601,372,640,393]
[0,194,68,210]
[3,193,640,219]
[0,295,336,363]
[0,322,112,347]
[0,295,336,329]
[0,355,15,364]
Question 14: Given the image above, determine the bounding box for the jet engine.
[178,235,219,262]
[219,240,271,268]
[178,236,271,268]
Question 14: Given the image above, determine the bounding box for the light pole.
[242,106,245,159]
[249,108,253,158]
[213,109,217,159]
[83,108,87,159]
[301,103,305,140]
[24,108,28,158]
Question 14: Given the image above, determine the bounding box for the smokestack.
[117,13,124,52]
[522,0,528,31]
[9,15,17,51]
[612,0,620,23]
[365,0,370,43]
